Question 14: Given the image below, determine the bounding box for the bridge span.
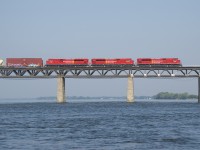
[1,66,200,103]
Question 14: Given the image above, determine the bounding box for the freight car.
[137,58,182,66]
[6,58,43,67]
[91,58,134,66]
[46,58,89,66]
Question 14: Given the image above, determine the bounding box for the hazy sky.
[0,0,200,98]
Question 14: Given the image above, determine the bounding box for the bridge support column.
[57,77,66,103]
[127,75,134,102]
[198,77,200,103]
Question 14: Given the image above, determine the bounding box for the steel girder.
[0,66,200,78]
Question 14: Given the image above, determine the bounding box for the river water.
[0,99,200,150]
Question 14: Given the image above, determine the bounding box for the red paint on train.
[6,58,43,67]
[137,58,181,65]
[46,59,89,65]
[3,57,182,67]
[91,58,134,65]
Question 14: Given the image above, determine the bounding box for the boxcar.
[137,58,182,66]
[6,58,43,67]
[91,58,134,66]
[46,58,89,66]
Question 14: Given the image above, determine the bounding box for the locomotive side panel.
[74,59,89,65]
[113,58,134,65]
[137,58,181,66]
[91,59,106,65]
[46,59,89,66]
[160,58,181,65]
[137,58,152,65]
[91,58,134,65]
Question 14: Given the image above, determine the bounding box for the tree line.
[153,92,197,99]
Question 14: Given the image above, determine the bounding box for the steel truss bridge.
[0,66,200,78]
[1,66,200,103]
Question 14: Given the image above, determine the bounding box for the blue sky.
[0,0,200,98]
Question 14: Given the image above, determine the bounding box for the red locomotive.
[137,58,182,66]
[91,58,134,66]
[46,58,89,66]
[6,58,43,67]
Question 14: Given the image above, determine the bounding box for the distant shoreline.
[34,92,198,100]
[36,96,152,100]
[0,93,197,100]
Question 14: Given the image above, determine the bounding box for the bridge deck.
[0,66,200,78]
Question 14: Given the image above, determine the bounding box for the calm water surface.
[0,100,200,150]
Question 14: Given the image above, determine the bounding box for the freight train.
[0,58,182,67]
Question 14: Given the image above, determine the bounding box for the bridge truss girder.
[0,66,200,78]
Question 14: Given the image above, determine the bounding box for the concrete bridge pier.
[127,75,134,102]
[198,77,200,103]
[57,77,66,103]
